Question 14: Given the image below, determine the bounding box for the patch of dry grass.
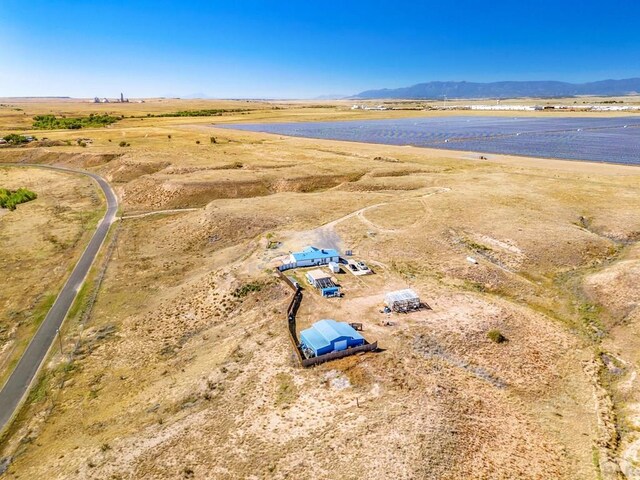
[0,166,104,387]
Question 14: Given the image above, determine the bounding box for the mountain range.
[353,78,640,99]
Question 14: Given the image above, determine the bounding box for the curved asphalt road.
[0,164,118,432]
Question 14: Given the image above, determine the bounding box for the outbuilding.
[289,246,340,268]
[300,319,365,357]
[328,261,341,273]
[385,289,421,312]
[305,269,340,297]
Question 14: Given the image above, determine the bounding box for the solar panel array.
[222,116,640,165]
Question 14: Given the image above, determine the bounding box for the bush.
[487,329,507,344]
[195,140,200,144]
[232,281,265,299]
[210,136,216,144]
[2,133,29,144]
[118,141,127,147]
[0,187,37,210]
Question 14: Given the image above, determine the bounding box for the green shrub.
[232,281,265,298]
[487,329,507,344]
[0,187,37,210]
[32,113,119,130]
[2,133,29,144]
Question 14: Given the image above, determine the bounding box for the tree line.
[32,114,120,130]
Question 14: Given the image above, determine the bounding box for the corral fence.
[276,269,304,363]
[301,341,378,367]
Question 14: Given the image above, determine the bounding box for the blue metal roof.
[300,326,330,351]
[291,246,339,262]
[300,319,364,353]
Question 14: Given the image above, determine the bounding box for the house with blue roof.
[288,246,340,268]
[299,319,365,357]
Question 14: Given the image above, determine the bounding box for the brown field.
[0,166,104,388]
[0,98,639,479]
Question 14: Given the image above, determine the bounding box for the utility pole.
[56,328,64,354]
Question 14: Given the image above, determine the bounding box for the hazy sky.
[1,0,639,98]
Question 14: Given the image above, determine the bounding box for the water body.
[220,116,640,165]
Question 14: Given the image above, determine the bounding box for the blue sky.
[1,0,639,98]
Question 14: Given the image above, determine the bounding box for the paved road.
[0,164,118,432]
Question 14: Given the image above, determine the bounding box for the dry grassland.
[0,166,104,387]
[0,99,639,479]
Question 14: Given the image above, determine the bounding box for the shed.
[328,261,341,273]
[289,246,340,267]
[385,289,421,312]
[300,319,365,357]
[305,269,340,297]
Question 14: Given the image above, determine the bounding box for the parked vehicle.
[357,261,368,270]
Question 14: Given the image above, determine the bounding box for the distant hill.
[353,78,640,99]
[314,93,350,100]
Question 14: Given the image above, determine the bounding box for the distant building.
[351,104,387,111]
[300,320,365,357]
[288,246,340,268]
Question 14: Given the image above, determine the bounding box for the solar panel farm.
[1,97,640,479]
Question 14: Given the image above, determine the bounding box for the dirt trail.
[357,187,451,234]
[121,208,201,219]
[321,187,451,229]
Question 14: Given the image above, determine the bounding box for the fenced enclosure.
[276,268,376,367]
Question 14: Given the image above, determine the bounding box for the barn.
[299,319,365,357]
[289,246,340,268]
